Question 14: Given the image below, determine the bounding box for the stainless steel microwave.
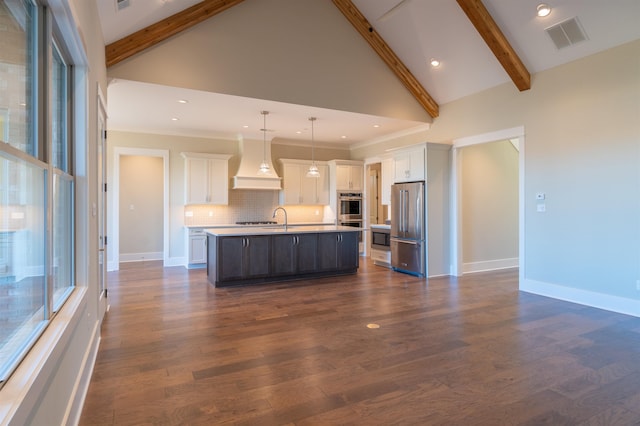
[371,227,390,251]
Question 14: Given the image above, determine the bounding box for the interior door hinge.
[103,130,107,139]
[104,236,107,245]
[105,289,108,298]
[104,183,107,192]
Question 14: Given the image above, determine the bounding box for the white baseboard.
[109,256,187,270]
[463,257,518,274]
[64,322,101,426]
[521,278,640,318]
[119,252,163,263]
[165,256,187,267]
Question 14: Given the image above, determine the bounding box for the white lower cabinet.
[188,229,207,267]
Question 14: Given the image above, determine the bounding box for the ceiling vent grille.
[545,17,588,50]
[116,0,131,11]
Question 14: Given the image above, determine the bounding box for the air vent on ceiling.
[116,0,131,11]
[545,17,588,50]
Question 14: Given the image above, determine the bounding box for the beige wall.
[109,29,640,308]
[107,0,430,123]
[272,142,349,165]
[461,141,518,269]
[119,155,164,259]
[107,131,348,264]
[107,132,234,263]
[354,39,640,307]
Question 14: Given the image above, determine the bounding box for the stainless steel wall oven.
[338,192,362,221]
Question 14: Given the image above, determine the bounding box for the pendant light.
[258,110,270,175]
[306,117,320,178]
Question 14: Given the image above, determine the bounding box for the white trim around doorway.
[450,126,525,285]
[109,147,170,271]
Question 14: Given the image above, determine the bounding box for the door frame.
[109,147,170,271]
[450,126,525,285]
[362,157,385,256]
[97,86,108,320]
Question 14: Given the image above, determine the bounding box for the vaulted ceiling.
[97,0,640,146]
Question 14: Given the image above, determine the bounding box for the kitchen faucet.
[272,207,288,230]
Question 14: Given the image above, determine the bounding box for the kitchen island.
[206,225,361,287]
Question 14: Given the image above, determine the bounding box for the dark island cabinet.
[272,233,318,276]
[207,231,359,287]
[217,235,270,281]
[317,232,359,272]
[338,231,359,269]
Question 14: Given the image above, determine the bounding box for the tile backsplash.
[183,190,332,226]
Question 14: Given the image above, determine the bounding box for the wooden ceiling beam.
[456,0,531,91]
[332,0,439,118]
[106,0,245,68]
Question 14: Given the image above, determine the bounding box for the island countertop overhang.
[205,225,364,237]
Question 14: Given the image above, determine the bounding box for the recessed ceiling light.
[373,124,380,128]
[177,99,188,104]
[171,117,179,121]
[341,135,347,139]
[430,58,440,68]
[537,3,551,17]
[242,125,249,128]
[296,130,302,134]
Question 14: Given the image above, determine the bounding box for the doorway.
[109,147,169,271]
[119,155,163,262]
[368,164,381,225]
[451,127,525,280]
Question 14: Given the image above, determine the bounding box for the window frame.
[0,0,76,388]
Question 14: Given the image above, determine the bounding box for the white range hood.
[232,137,282,190]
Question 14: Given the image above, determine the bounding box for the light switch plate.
[537,204,546,212]
[536,192,546,200]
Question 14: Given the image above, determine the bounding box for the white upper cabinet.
[279,159,330,205]
[181,152,232,205]
[394,145,426,182]
[333,162,363,191]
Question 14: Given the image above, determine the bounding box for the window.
[0,0,35,156]
[52,172,74,309]
[0,0,75,386]
[51,42,69,173]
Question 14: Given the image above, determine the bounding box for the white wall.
[353,40,640,315]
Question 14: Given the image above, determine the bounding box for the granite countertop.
[205,225,363,236]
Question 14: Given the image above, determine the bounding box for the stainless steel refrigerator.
[390,181,425,276]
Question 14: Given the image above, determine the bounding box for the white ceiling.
[97,0,640,146]
[107,79,430,145]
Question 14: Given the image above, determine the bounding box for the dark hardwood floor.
[79,260,640,425]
